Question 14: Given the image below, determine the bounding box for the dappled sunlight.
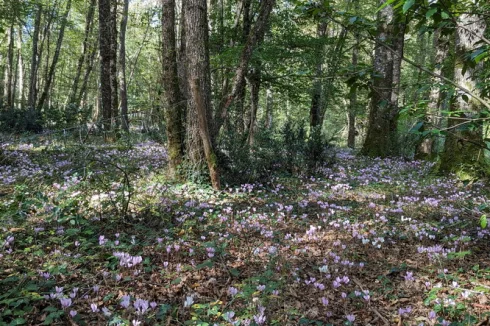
[1,143,489,325]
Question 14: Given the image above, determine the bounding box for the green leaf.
[171,277,182,285]
[376,0,397,13]
[10,318,26,325]
[441,11,449,19]
[481,215,487,229]
[196,260,214,270]
[410,121,424,133]
[426,7,438,18]
[402,0,415,13]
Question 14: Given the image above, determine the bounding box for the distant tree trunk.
[69,0,96,105]
[38,0,72,109]
[119,0,129,131]
[347,30,359,149]
[265,87,273,129]
[310,21,327,129]
[361,3,405,157]
[16,25,25,108]
[28,5,42,110]
[439,14,487,177]
[185,0,220,189]
[246,66,260,146]
[162,0,185,175]
[0,54,4,108]
[77,42,98,107]
[235,0,252,134]
[215,0,275,139]
[6,24,15,109]
[415,29,450,159]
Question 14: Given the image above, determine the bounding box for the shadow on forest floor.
[1,138,490,325]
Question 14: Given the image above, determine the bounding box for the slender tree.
[99,0,113,132]
[6,24,14,109]
[28,5,42,110]
[215,0,276,139]
[37,0,72,109]
[69,0,96,105]
[119,0,129,131]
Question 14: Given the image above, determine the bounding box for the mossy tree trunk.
[362,3,406,157]
[439,14,487,178]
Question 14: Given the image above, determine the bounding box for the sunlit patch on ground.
[1,142,489,325]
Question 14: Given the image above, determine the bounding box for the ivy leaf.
[402,0,415,13]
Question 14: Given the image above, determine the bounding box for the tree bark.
[361,2,405,157]
[246,66,260,146]
[110,0,119,130]
[6,24,15,109]
[439,14,487,177]
[310,21,327,129]
[16,25,25,108]
[162,0,185,175]
[265,87,273,129]
[38,0,72,109]
[185,0,220,189]
[119,0,129,131]
[347,29,359,149]
[191,79,221,189]
[99,0,113,132]
[28,5,42,110]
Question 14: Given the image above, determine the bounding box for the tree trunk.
[347,33,359,149]
[215,0,275,139]
[361,3,405,157]
[69,0,96,105]
[246,66,260,146]
[6,25,15,109]
[310,22,327,129]
[415,29,450,159]
[110,0,119,130]
[38,0,72,109]
[99,0,113,133]
[439,14,487,178]
[185,0,220,189]
[28,5,42,110]
[191,79,221,189]
[162,0,186,175]
[77,42,98,107]
[0,54,4,108]
[265,87,273,129]
[119,0,129,131]
[16,25,25,108]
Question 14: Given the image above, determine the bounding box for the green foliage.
[0,109,44,133]
[218,122,335,185]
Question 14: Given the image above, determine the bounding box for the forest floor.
[1,136,490,326]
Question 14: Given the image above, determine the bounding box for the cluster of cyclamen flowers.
[113,251,143,268]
